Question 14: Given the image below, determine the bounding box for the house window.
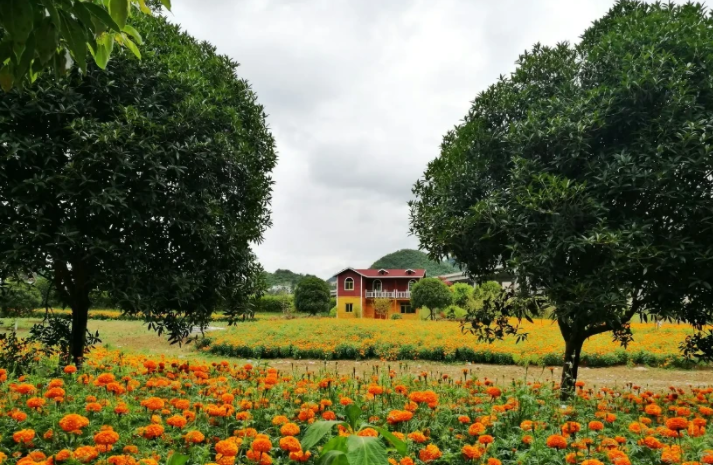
[345,303,353,313]
[373,279,382,292]
[344,277,354,290]
[400,304,414,314]
[408,279,416,291]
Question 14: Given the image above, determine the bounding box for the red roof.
[335,268,426,278]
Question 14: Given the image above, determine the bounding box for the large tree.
[410,0,713,396]
[0,11,276,364]
[294,277,330,315]
[410,278,452,320]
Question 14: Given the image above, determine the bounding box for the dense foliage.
[411,278,452,320]
[370,249,457,277]
[264,270,314,292]
[4,350,710,465]
[294,277,331,315]
[0,0,168,91]
[0,12,276,363]
[410,0,713,395]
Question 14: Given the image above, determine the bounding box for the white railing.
[365,291,411,299]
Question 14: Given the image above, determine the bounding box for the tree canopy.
[410,278,452,320]
[410,0,713,395]
[0,11,276,363]
[294,277,330,315]
[0,0,168,91]
[370,249,457,276]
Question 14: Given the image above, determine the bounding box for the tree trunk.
[70,299,90,367]
[560,335,584,401]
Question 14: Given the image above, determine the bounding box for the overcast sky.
[170,0,617,278]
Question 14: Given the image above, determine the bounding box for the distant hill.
[264,269,315,290]
[370,249,458,277]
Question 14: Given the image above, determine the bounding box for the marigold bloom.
[251,435,272,453]
[478,435,494,445]
[645,404,662,416]
[522,435,533,445]
[59,414,90,432]
[123,446,139,455]
[546,435,567,449]
[280,423,300,436]
[86,402,102,413]
[63,365,77,374]
[141,397,165,411]
[387,410,414,424]
[419,444,442,463]
[185,430,205,444]
[216,439,240,457]
[487,459,501,465]
[588,421,604,431]
[357,428,378,437]
[665,417,688,431]
[74,446,99,464]
[581,460,604,465]
[108,456,139,465]
[27,397,46,410]
[561,422,581,435]
[140,424,164,440]
[55,450,73,462]
[166,415,187,429]
[408,431,428,443]
[462,444,483,460]
[468,422,486,436]
[94,429,120,445]
[12,383,36,395]
[322,411,337,420]
[13,429,35,445]
[288,451,311,462]
[279,436,301,453]
[45,387,65,399]
[10,410,27,422]
[486,387,502,398]
[641,436,663,449]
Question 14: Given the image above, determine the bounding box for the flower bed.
[204,318,701,367]
[1,349,712,465]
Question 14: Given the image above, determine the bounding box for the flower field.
[1,349,712,465]
[204,319,700,368]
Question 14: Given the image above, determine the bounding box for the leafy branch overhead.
[0,0,171,91]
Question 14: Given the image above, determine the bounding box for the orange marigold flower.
[419,444,442,463]
[409,390,438,405]
[561,422,581,435]
[280,423,300,437]
[86,402,102,413]
[645,404,662,416]
[458,415,471,424]
[11,384,36,395]
[59,414,90,432]
[368,385,384,395]
[141,397,165,411]
[27,397,46,410]
[486,387,502,398]
[63,365,77,374]
[322,411,337,420]
[55,449,73,462]
[546,435,567,449]
[357,428,378,437]
[522,435,533,445]
[641,436,663,449]
[10,410,27,422]
[478,435,494,445]
[114,403,129,415]
[588,421,604,431]
[140,424,164,440]
[462,444,483,460]
[251,434,272,453]
[13,429,35,444]
[73,446,99,464]
[123,446,139,455]
[272,415,289,425]
[166,415,187,429]
[94,428,120,445]
[216,439,240,457]
[702,450,713,464]
[185,430,205,444]
[468,422,486,436]
[665,417,688,431]
[288,451,311,463]
[279,436,301,453]
[408,431,428,443]
[581,460,604,465]
[387,410,414,424]
[487,459,501,465]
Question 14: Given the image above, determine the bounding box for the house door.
[374,311,387,320]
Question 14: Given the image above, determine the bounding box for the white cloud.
[170,0,617,277]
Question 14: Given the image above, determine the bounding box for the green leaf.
[83,2,122,32]
[0,63,14,92]
[0,38,13,65]
[322,435,348,454]
[301,421,343,451]
[71,3,96,33]
[165,452,189,465]
[318,451,349,465]
[122,35,140,59]
[59,13,87,72]
[35,18,58,65]
[345,436,388,465]
[160,0,172,10]
[345,403,362,431]
[138,0,152,15]
[122,25,143,45]
[0,0,35,44]
[371,426,408,456]
[109,0,129,29]
[14,32,35,83]
[91,33,114,70]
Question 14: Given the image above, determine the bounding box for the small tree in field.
[294,277,331,315]
[373,297,392,319]
[411,278,452,320]
[0,12,276,364]
[410,1,713,397]
[450,283,474,308]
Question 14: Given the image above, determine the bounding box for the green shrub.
[391,314,402,320]
[256,295,294,313]
[329,306,337,317]
[0,280,42,317]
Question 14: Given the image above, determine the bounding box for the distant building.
[438,269,515,288]
[333,268,426,319]
[268,284,292,294]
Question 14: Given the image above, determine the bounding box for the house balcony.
[365,291,411,299]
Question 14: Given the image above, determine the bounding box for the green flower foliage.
[0,12,276,361]
[410,0,713,394]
